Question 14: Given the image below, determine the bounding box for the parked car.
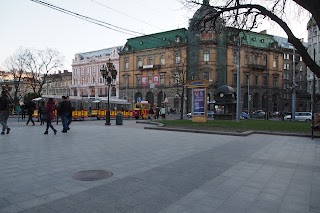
[284,112,312,122]
[250,111,266,119]
[207,110,215,118]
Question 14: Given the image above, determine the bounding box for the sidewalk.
[0,118,319,213]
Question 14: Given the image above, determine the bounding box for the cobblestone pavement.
[0,117,319,213]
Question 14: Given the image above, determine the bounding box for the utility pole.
[265,55,269,120]
[236,36,241,122]
[312,48,316,139]
[292,48,296,121]
[248,77,250,115]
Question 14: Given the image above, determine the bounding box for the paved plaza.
[0,117,319,213]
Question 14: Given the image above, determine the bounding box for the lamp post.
[100,59,117,125]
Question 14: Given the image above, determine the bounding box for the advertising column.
[193,88,205,116]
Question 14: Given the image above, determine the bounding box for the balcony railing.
[138,64,161,71]
[247,64,267,70]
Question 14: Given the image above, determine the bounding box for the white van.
[284,112,312,122]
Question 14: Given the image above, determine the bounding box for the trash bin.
[116,112,123,125]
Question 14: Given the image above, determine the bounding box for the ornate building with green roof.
[117,0,308,115]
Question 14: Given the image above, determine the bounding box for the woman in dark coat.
[44,98,57,135]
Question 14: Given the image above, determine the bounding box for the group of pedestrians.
[0,92,73,135]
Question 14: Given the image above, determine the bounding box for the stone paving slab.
[0,118,319,212]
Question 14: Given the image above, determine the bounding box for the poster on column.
[193,88,205,116]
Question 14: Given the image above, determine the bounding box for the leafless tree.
[3,47,28,103]
[25,47,64,95]
[169,46,188,119]
[183,0,320,76]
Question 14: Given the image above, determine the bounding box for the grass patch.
[157,119,312,134]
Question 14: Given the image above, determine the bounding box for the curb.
[136,120,318,138]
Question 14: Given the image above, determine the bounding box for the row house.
[70,46,122,98]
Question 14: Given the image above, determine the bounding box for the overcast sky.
[0,0,310,72]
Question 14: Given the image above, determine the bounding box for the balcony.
[247,64,267,70]
[138,64,161,71]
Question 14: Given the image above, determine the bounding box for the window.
[81,68,84,75]
[138,58,143,67]
[233,54,237,64]
[252,55,257,64]
[204,50,210,62]
[93,66,96,75]
[233,73,237,85]
[125,59,129,69]
[202,71,209,80]
[136,75,141,86]
[160,73,165,85]
[244,74,249,85]
[123,75,129,88]
[111,87,116,96]
[173,71,180,84]
[273,76,278,87]
[148,57,153,65]
[283,54,290,60]
[254,75,258,85]
[175,53,181,64]
[273,57,277,68]
[160,55,165,65]
[244,55,249,64]
[263,55,267,65]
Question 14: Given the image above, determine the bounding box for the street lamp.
[100,59,117,125]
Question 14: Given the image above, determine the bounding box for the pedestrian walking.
[58,96,71,133]
[44,98,57,135]
[38,101,46,125]
[0,90,13,135]
[66,96,72,130]
[21,104,26,120]
[149,106,154,121]
[26,100,36,126]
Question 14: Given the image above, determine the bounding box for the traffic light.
[249,95,252,101]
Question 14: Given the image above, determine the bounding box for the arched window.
[135,92,142,102]
[146,92,154,106]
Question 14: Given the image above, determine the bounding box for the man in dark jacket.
[26,100,36,126]
[58,96,71,133]
[0,90,12,134]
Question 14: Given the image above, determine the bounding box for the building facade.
[70,46,122,98]
[117,2,310,114]
[307,17,320,111]
[119,29,188,111]
[42,70,72,97]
